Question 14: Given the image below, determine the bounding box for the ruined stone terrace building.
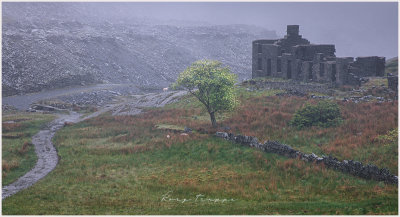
[252,25,385,86]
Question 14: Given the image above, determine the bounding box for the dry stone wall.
[215,132,398,185]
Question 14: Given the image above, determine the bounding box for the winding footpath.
[2,111,81,199]
[2,90,187,199]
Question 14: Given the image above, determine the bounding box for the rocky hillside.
[385,57,398,75]
[2,3,276,96]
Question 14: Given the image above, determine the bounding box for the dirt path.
[2,111,81,199]
[2,90,187,199]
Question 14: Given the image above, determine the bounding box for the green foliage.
[173,60,238,127]
[377,128,398,144]
[290,101,342,129]
[155,124,185,131]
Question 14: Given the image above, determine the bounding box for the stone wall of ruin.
[351,56,386,77]
[293,45,336,61]
[387,73,398,91]
[252,25,387,87]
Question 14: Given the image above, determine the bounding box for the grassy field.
[2,112,55,186]
[2,87,397,214]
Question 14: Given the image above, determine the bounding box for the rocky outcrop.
[30,104,67,112]
[110,91,187,116]
[215,132,398,184]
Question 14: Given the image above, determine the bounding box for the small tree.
[174,60,237,127]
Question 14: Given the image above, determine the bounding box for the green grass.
[155,124,185,131]
[2,112,55,186]
[2,85,397,214]
[2,100,397,214]
[362,77,388,89]
[3,125,397,214]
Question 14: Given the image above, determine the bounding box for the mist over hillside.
[2,3,277,96]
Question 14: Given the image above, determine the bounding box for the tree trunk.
[209,112,217,128]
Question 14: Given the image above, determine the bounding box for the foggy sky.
[110,2,398,59]
[4,2,398,59]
